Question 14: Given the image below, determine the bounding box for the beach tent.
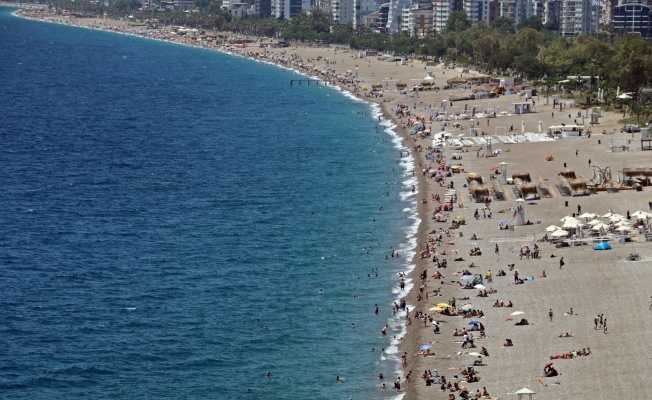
[594,242,612,250]
[551,230,569,237]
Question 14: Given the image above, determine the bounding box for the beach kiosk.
[514,387,535,400]
[513,102,535,114]
[500,162,508,184]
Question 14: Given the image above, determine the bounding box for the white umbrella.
[631,210,647,218]
[562,221,581,229]
[545,225,560,232]
[615,220,631,227]
[510,311,525,316]
[560,216,578,222]
[602,212,614,218]
[475,284,487,290]
[588,219,601,225]
[609,216,623,223]
[616,226,631,232]
[515,388,536,395]
[592,223,610,230]
[578,213,597,219]
[552,230,569,237]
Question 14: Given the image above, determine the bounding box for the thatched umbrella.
[623,168,652,177]
[512,172,531,183]
[471,187,490,198]
[372,82,383,89]
[520,183,538,197]
[467,173,483,184]
[559,170,576,180]
[395,81,407,89]
[421,81,433,87]
[569,180,587,193]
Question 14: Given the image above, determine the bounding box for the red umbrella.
[545,362,553,368]
[490,166,499,171]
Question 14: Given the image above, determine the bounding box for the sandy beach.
[10,7,652,399]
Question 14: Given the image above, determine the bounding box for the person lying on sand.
[555,332,574,338]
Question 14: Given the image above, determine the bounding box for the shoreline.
[10,7,652,400]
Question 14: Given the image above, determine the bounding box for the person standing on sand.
[549,309,553,322]
[559,257,565,269]
[603,318,607,333]
[577,204,581,214]
[495,244,499,255]
[594,315,599,329]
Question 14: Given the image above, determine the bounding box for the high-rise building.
[433,0,454,31]
[560,0,599,36]
[354,0,380,28]
[542,0,561,25]
[499,0,535,26]
[613,0,652,39]
[256,0,272,16]
[386,0,413,31]
[272,0,310,18]
[464,0,492,24]
[333,0,355,23]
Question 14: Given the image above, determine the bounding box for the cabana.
[520,183,539,200]
[471,187,491,201]
[569,180,588,196]
[559,170,576,180]
[512,172,532,183]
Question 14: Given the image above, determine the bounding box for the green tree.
[445,10,471,33]
[491,16,515,35]
[517,16,543,31]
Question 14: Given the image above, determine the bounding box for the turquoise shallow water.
[0,9,418,399]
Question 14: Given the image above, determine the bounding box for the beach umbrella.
[545,225,560,232]
[437,303,453,308]
[562,221,581,229]
[515,387,536,395]
[588,219,601,225]
[466,351,482,356]
[460,303,475,311]
[420,344,432,350]
[460,275,474,281]
[551,230,569,237]
[429,306,444,311]
[594,242,612,250]
[602,212,614,218]
[616,226,631,232]
[510,311,525,316]
[521,243,532,248]
[498,219,508,224]
[490,166,499,171]
[592,222,610,230]
[474,284,486,290]
[468,320,481,325]
[560,216,578,222]
[455,216,466,221]
[578,213,597,219]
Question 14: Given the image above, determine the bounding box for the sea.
[0,8,419,399]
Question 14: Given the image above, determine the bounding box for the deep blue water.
[0,9,417,399]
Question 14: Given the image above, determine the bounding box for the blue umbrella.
[468,320,481,325]
[460,275,474,280]
[498,219,507,224]
[594,242,612,250]
[420,344,432,350]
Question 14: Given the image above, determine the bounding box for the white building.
[498,0,535,26]
[464,0,491,24]
[433,0,453,32]
[386,0,412,32]
[333,0,355,23]
[560,0,599,37]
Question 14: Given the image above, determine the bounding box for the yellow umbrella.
[455,216,466,221]
[429,306,444,311]
[437,303,452,308]
[361,85,367,90]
